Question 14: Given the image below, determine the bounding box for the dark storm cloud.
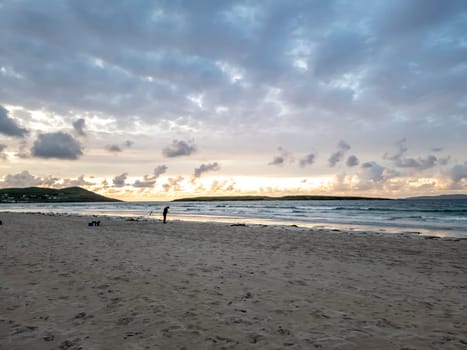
[162,140,196,158]
[31,131,83,159]
[299,153,316,168]
[193,162,220,178]
[0,105,28,137]
[329,141,351,167]
[72,118,86,136]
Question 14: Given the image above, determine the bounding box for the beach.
[1,213,466,350]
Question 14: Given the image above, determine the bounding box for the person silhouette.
[163,206,170,224]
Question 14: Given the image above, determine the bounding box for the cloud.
[313,30,370,79]
[448,163,467,183]
[0,144,7,159]
[269,147,293,166]
[385,139,438,170]
[360,161,399,183]
[112,173,128,187]
[106,144,122,153]
[132,165,168,188]
[346,155,359,167]
[374,0,466,39]
[0,170,91,189]
[162,176,184,192]
[153,165,168,178]
[72,118,86,136]
[329,141,351,167]
[350,161,400,191]
[0,1,466,195]
[0,170,43,187]
[106,140,135,153]
[193,162,220,178]
[63,175,92,187]
[0,105,28,137]
[162,140,197,158]
[15,140,30,159]
[438,156,450,166]
[133,176,156,188]
[210,179,236,192]
[299,153,316,168]
[31,132,83,159]
[361,162,386,182]
[0,2,465,141]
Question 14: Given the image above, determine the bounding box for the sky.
[0,0,466,201]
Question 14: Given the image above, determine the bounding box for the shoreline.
[1,196,466,239]
[1,209,465,239]
[1,212,467,349]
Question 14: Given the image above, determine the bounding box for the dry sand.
[1,212,466,350]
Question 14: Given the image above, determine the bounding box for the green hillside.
[0,187,121,203]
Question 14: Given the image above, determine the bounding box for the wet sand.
[1,212,466,349]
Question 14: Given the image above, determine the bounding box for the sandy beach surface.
[1,212,466,350]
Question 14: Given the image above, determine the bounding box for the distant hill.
[406,194,467,200]
[173,195,390,202]
[0,186,121,203]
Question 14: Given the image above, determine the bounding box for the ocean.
[1,199,467,238]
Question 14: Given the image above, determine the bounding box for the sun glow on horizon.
[0,170,464,202]
[86,175,373,201]
[78,172,465,201]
